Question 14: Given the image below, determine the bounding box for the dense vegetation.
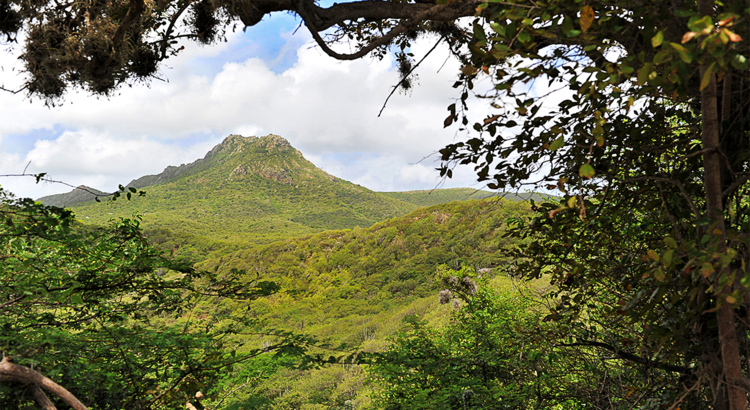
[174,196,532,408]
[5,140,545,409]
[0,188,309,409]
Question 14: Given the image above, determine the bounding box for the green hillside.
[380,188,550,207]
[68,135,419,244]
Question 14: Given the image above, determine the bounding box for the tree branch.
[617,175,700,218]
[378,36,443,117]
[297,0,476,61]
[30,384,58,410]
[555,340,690,373]
[112,0,145,50]
[0,356,88,410]
[722,174,750,199]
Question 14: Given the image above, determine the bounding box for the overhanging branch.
[555,340,690,373]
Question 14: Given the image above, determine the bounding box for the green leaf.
[720,248,737,267]
[579,164,595,178]
[548,136,565,151]
[647,250,660,261]
[489,23,505,36]
[653,50,670,64]
[688,15,713,32]
[651,31,664,48]
[663,249,674,266]
[664,237,678,249]
[473,22,488,46]
[637,63,653,85]
[669,42,692,63]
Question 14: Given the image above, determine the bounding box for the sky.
[0,12,496,200]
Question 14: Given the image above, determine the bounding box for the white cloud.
[0,33,493,199]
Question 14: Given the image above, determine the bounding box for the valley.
[34,134,542,409]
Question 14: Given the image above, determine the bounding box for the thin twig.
[722,174,750,199]
[378,37,443,117]
[0,173,112,200]
[0,84,26,94]
[618,175,700,218]
[665,373,704,410]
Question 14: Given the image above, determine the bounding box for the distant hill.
[37,185,108,208]
[379,189,549,207]
[63,135,420,243]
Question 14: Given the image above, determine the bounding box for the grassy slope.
[195,197,532,409]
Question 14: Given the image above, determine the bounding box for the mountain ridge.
[37,185,108,208]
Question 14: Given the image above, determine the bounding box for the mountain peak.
[207,134,293,159]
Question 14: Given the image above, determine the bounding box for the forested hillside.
[188,196,532,408]
[5,131,549,409]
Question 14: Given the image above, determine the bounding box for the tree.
[0,187,311,409]
[2,0,749,408]
[371,267,602,409]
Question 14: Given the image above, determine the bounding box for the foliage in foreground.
[0,188,310,409]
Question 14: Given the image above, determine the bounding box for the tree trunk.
[699,12,747,406]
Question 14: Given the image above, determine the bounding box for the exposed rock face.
[128,162,201,188]
[131,134,301,188]
[230,163,295,185]
[231,164,249,176]
[255,166,294,185]
[262,134,292,150]
[207,134,293,159]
